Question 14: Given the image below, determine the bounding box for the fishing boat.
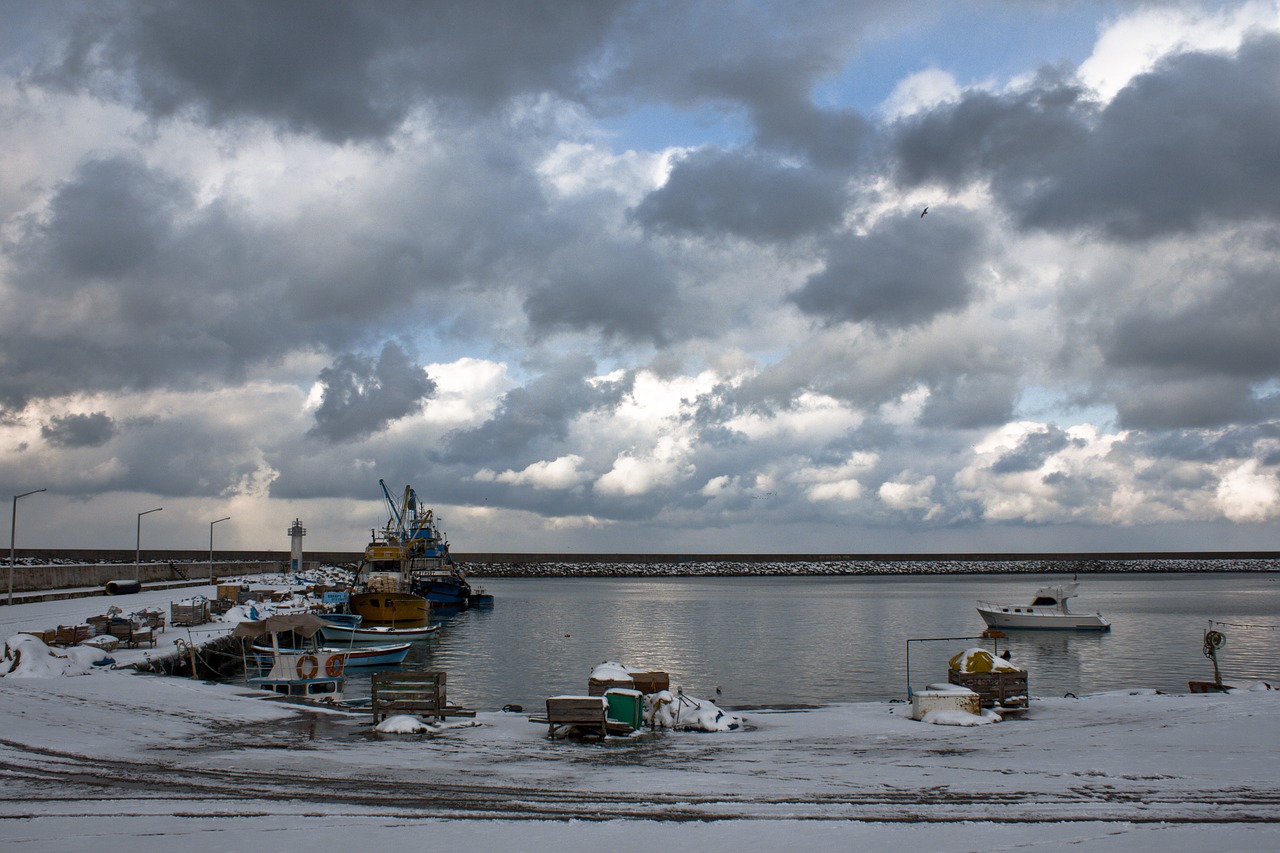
[349,479,485,625]
[251,640,412,668]
[318,622,440,644]
[976,582,1110,631]
[232,613,347,702]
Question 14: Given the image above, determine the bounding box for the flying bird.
[920,206,928,218]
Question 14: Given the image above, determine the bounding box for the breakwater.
[458,556,1280,577]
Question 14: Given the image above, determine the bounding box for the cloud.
[479,454,591,490]
[630,148,847,242]
[308,343,436,442]
[790,211,987,328]
[33,0,627,143]
[893,35,1280,241]
[522,240,682,344]
[40,411,116,448]
[1019,34,1280,239]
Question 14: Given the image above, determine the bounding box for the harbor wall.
[2,561,288,594]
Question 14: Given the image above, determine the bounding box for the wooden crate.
[216,584,245,601]
[948,669,1029,711]
[588,677,633,696]
[629,671,670,695]
[371,671,474,722]
[54,625,93,646]
[170,601,209,627]
[546,695,608,738]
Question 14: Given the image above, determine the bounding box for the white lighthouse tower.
[287,518,306,573]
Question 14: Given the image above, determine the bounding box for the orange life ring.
[296,654,319,680]
[324,654,345,678]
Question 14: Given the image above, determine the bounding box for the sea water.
[338,572,1280,711]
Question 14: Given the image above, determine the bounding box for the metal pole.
[8,488,46,606]
[136,507,162,581]
[209,516,230,583]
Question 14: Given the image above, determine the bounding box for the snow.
[1,633,111,678]
[919,707,1002,726]
[646,689,744,731]
[0,583,1278,850]
[375,714,435,734]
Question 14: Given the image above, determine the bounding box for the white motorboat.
[977,582,1110,631]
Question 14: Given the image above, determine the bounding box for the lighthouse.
[287,518,306,573]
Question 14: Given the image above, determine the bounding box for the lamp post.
[8,488,46,606]
[209,516,230,584]
[135,507,162,581]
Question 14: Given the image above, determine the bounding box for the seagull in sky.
[920,206,928,218]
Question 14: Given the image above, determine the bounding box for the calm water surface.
[338,572,1280,710]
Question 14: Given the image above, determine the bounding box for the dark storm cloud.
[2,155,301,409]
[40,412,116,448]
[1,146,541,412]
[630,149,847,242]
[1123,423,1280,466]
[602,1,893,166]
[893,36,1280,241]
[789,212,986,328]
[919,373,1018,430]
[991,426,1075,474]
[523,242,681,344]
[36,0,626,143]
[445,356,628,466]
[892,67,1091,199]
[308,343,436,442]
[1113,377,1260,430]
[1019,35,1280,239]
[1104,264,1280,379]
[21,156,186,283]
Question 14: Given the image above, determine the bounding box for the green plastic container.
[604,688,643,731]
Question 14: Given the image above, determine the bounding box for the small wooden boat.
[319,622,440,644]
[232,613,347,702]
[252,640,412,668]
[977,582,1110,631]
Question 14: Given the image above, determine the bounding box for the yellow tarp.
[949,647,1021,673]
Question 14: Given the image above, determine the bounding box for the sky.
[3,1,1280,555]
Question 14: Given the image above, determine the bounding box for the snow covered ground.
[1,585,1278,851]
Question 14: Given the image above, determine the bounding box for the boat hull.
[977,605,1110,631]
[252,642,411,667]
[319,623,440,644]
[412,577,471,608]
[349,591,430,628]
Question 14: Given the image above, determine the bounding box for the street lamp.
[209,516,230,583]
[8,488,46,606]
[135,507,163,581]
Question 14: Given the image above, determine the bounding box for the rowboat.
[319,622,440,644]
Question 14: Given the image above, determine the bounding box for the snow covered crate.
[947,669,1029,712]
[170,601,210,627]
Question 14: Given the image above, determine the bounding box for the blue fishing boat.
[350,480,487,621]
